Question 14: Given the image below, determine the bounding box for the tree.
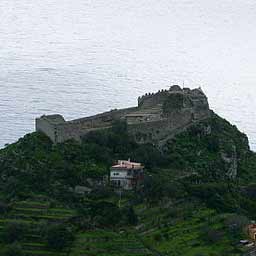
[2,222,28,243]
[2,243,24,256]
[126,207,138,225]
[90,201,122,227]
[45,224,74,250]
[202,227,224,244]
[0,202,10,215]
[224,214,249,236]
[143,175,163,204]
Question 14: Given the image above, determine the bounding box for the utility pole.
[118,189,122,208]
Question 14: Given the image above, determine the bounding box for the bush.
[0,202,10,215]
[2,243,24,256]
[163,94,185,113]
[153,232,162,242]
[45,224,74,250]
[224,214,249,236]
[125,207,138,225]
[2,222,28,243]
[166,207,181,218]
[90,201,122,227]
[202,227,224,244]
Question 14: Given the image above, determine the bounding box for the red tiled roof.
[112,160,144,170]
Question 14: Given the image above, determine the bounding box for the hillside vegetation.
[1,112,256,255]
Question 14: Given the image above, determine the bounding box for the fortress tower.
[36,85,210,146]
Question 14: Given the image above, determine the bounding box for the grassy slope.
[0,198,75,256]
[70,230,153,256]
[136,205,247,256]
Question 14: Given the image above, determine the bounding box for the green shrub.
[153,232,162,242]
[163,94,186,113]
[45,224,74,250]
[0,202,10,215]
[202,227,224,244]
[2,222,28,244]
[224,214,249,236]
[90,201,122,227]
[2,243,24,256]
[124,206,138,225]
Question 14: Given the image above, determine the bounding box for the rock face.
[222,145,238,179]
[36,85,211,146]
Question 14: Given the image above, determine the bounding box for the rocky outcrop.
[222,145,238,179]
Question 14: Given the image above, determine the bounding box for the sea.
[1,0,256,150]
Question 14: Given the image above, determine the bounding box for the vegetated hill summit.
[36,85,210,145]
[1,85,256,256]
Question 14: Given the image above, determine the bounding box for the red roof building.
[110,160,144,190]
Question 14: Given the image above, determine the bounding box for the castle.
[35,85,211,146]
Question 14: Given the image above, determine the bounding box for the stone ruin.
[35,85,211,146]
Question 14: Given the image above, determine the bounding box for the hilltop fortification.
[36,85,210,146]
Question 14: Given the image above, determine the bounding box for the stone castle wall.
[138,90,169,108]
[35,86,211,145]
[128,108,202,145]
[35,117,57,143]
[37,107,137,143]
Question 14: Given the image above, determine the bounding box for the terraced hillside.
[135,205,248,256]
[0,199,157,256]
[70,229,154,256]
[0,199,76,256]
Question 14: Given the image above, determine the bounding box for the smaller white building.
[110,160,144,190]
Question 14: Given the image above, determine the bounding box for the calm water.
[1,0,256,149]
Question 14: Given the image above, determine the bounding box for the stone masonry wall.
[35,118,57,143]
[46,107,137,143]
[36,86,211,145]
[128,108,195,145]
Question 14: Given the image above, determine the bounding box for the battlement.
[36,85,210,145]
[138,85,208,109]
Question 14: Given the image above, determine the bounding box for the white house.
[110,159,144,190]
